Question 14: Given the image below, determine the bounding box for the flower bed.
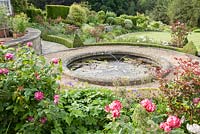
[0,42,199,133]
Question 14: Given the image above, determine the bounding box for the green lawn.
[117,32,200,51]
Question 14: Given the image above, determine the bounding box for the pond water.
[67,54,159,84]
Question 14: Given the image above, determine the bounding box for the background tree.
[149,0,171,24]
[167,0,199,27]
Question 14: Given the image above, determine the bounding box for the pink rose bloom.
[109,100,122,111]
[164,125,172,132]
[2,68,9,75]
[141,99,156,112]
[40,117,47,124]
[34,91,44,101]
[193,98,200,105]
[104,105,110,113]
[160,122,168,129]
[166,116,181,128]
[0,68,9,75]
[0,69,3,74]
[145,103,156,112]
[5,53,14,60]
[52,58,59,64]
[141,99,152,107]
[27,116,34,122]
[27,42,33,47]
[54,94,59,104]
[111,109,120,118]
[34,72,40,80]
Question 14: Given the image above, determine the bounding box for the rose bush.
[0,43,62,133]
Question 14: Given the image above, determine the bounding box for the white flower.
[187,124,200,134]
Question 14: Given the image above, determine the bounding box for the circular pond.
[65,51,171,86]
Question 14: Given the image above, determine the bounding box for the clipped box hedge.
[42,34,73,48]
[26,8,43,22]
[46,5,69,19]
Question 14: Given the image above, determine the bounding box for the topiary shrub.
[26,7,44,22]
[46,5,69,19]
[67,4,87,26]
[73,34,84,48]
[124,19,133,29]
[182,41,197,55]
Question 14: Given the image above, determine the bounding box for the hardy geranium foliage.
[0,43,62,133]
[105,100,122,119]
[158,57,200,125]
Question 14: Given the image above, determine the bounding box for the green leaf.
[64,115,73,126]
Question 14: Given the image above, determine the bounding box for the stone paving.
[41,40,69,55]
[42,42,200,90]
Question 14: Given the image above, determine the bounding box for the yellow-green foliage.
[182,41,197,55]
[46,5,69,19]
[67,4,87,25]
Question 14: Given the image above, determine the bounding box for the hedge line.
[42,34,73,48]
[42,35,198,55]
[85,42,197,55]
[26,8,43,22]
[46,5,69,19]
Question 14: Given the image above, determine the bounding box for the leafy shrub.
[114,17,125,26]
[106,17,116,25]
[87,10,98,24]
[97,10,106,24]
[170,21,189,48]
[105,11,117,19]
[158,58,200,127]
[10,13,29,34]
[46,5,69,19]
[60,87,116,133]
[26,7,44,22]
[11,0,28,13]
[67,4,87,26]
[182,41,197,55]
[0,43,62,133]
[124,19,133,29]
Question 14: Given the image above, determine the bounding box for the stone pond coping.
[44,45,200,87]
[64,51,172,86]
[4,28,42,55]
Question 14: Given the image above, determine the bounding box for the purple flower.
[34,91,44,101]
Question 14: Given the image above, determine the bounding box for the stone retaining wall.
[5,28,42,55]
